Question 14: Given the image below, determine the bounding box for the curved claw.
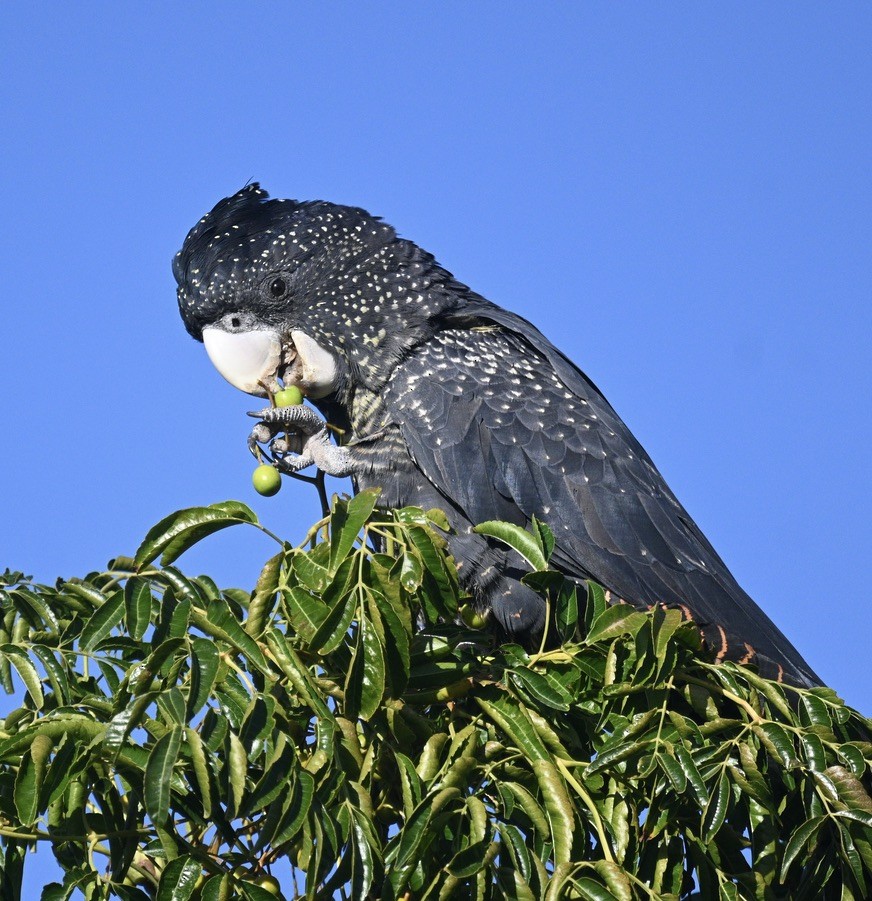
[272,448,317,474]
[248,422,273,461]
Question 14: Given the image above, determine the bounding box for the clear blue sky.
[1,0,869,830]
[2,4,869,698]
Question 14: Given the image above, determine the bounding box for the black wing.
[382,303,820,687]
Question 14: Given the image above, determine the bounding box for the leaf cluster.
[0,494,870,900]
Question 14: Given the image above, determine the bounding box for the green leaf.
[263,629,332,719]
[498,822,534,884]
[674,744,709,806]
[509,667,571,711]
[59,578,107,609]
[187,638,220,720]
[152,587,191,646]
[226,730,247,817]
[390,786,462,892]
[30,645,70,705]
[1,645,44,709]
[586,604,645,643]
[159,686,188,727]
[447,838,491,879]
[832,808,872,828]
[42,872,96,901]
[368,556,410,629]
[406,525,458,610]
[801,732,827,772]
[145,727,182,824]
[10,588,60,635]
[280,586,326,643]
[308,578,358,655]
[124,577,153,641]
[528,708,571,758]
[330,488,379,571]
[500,782,551,841]
[155,855,202,901]
[139,638,187,691]
[825,765,872,814]
[270,769,315,847]
[702,770,730,842]
[370,588,410,695]
[652,607,683,660]
[199,875,231,901]
[593,860,633,901]
[292,550,332,593]
[248,736,295,814]
[104,691,159,760]
[530,516,555,562]
[416,733,450,783]
[425,508,451,530]
[473,521,548,571]
[14,748,38,825]
[737,741,772,809]
[779,815,826,880]
[394,752,423,817]
[399,549,424,592]
[476,688,549,762]
[202,599,268,672]
[348,802,380,900]
[801,692,835,730]
[739,667,793,720]
[532,758,575,864]
[358,616,386,721]
[586,738,647,777]
[29,732,53,806]
[659,751,687,794]
[41,736,78,810]
[246,551,282,637]
[753,722,797,768]
[184,726,212,818]
[134,501,258,568]
[584,580,608,629]
[78,590,125,651]
[555,582,579,640]
[563,875,616,901]
[214,677,248,731]
[838,743,867,776]
[237,881,285,901]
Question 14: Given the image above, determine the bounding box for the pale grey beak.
[202,326,282,397]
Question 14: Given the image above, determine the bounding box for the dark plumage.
[174,184,821,688]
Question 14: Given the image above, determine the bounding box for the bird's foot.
[247,405,356,477]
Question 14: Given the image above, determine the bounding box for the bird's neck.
[311,383,390,447]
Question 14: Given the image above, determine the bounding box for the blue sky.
[1,6,870,886]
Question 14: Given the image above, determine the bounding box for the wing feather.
[381,311,820,686]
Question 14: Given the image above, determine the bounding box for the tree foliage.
[0,491,870,900]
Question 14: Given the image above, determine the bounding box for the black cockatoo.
[174,184,820,688]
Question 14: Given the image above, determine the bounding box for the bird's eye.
[269,277,287,298]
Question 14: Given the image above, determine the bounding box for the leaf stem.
[681,673,765,723]
[555,758,616,865]
[0,824,150,843]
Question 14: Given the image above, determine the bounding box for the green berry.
[274,385,304,407]
[252,464,281,496]
[459,604,487,629]
[255,875,282,896]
